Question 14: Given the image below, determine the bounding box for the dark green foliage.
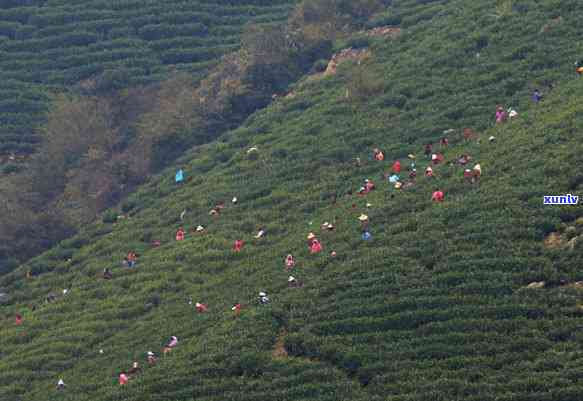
[2,1,583,401]
[0,0,296,154]
[101,210,118,224]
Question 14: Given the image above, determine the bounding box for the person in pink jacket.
[431,189,445,202]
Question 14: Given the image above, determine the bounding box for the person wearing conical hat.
[56,379,66,390]
[258,292,270,305]
[255,228,266,238]
[473,163,482,176]
[147,351,157,365]
[358,214,369,230]
[288,276,303,288]
[472,163,482,183]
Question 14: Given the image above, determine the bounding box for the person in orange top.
[431,189,445,202]
[392,160,401,174]
[126,251,137,268]
[175,227,185,241]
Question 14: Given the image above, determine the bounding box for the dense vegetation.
[2,0,583,400]
[0,0,295,155]
[0,0,302,271]
[0,0,389,272]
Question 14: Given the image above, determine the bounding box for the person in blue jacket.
[175,169,184,184]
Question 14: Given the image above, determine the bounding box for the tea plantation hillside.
[2,0,583,400]
[0,0,296,156]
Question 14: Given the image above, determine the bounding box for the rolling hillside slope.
[2,0,583,400]
[0,0,295,156]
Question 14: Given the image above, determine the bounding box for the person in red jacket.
[232,303,242,316]
[175,227,185,241]
[310,239,323,254]
[392,160,401,174]
[195,302,208,313]
[15,313,23,325]
[432,189,445,202]
[233,239,244,252]
[119,372,129,385]
[431,153,444,165]
[285,254,295,271]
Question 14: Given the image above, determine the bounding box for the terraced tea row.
[0,0,295,154]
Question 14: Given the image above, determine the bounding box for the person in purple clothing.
[532,89,543,103]
[495,106,507,123]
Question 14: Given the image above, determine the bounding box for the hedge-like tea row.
[1,0,583,400]
[0,0,295,153]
